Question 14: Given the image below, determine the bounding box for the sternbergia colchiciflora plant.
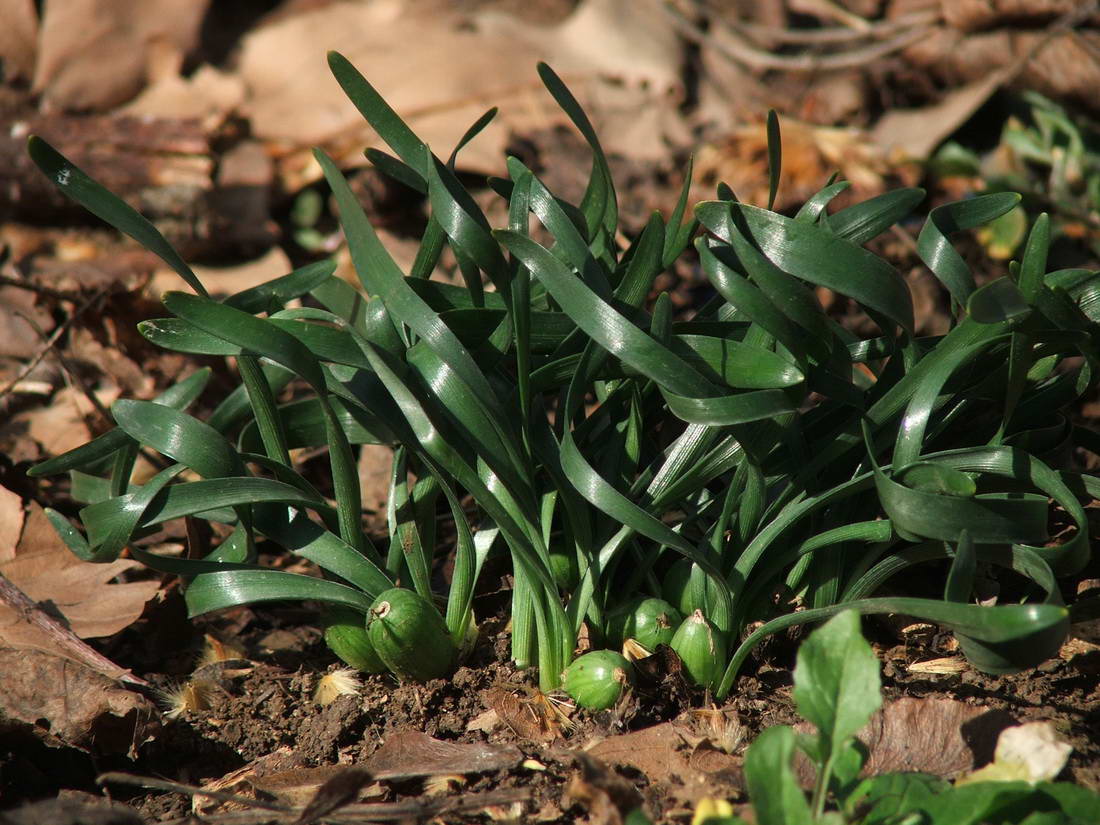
[29,52,1100,695]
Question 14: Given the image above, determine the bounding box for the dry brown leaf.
[0,484,24,562]
[792,696,1015,784]
[239,0,686,183]
[364,729,523,780]
[871,67,1012,160]
[0,501,161,648]
[696,119,893,211]
[121,65,247,131]
[943,0,1099,32]
[561,751,645,825]
[0,0,38,83]
[0,795,145,825]
[585,719,741,807]
[959,721,1073,785]
[357,442,394,527]
[10,385,117,458]
[907,656,969,674]
[0,285,54,360]
[481,686,568,744]
[32,0,210,111]
[193,747,310,815]
[0,647,159,755]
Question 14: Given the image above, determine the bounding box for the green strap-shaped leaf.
[224,258,336,313]
[537,63,618,238]
[827,187,925,245]
[26,137,207,297]
[496,230,715,398]
[916,192,1021,305]
[164,293,327,392]
[733,203,915,336]
[185,568,374,617]
[112,400,245,478]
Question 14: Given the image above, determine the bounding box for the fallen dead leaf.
[959,721,1072,785]
[364,729,523,780]
[907,656,969,674]
[0,795,145,825]
[481,686,571,744]
[0,0,38,84]
[9,385,117,458]
[193,747,311,815]
[0,647,158,755]
[585,718,741,807]
[696,118,895,211]
[0,501,161,647]
[239,0,686,184]
[293,767,375,825]
[871,67,1013,160]
[121,65,247,132]
[561,751,645,825]
[32,0,210,111]
[793,696,1016,785]
[152,245,294,301]
[0,484,24,561]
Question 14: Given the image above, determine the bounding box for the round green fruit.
[322,606,385,673]
[606,597,681,651]
[563,650,635,710]
[548,546,580,591]
[367,588,456,681]
[661,558,723,617]
[670,609,726,689]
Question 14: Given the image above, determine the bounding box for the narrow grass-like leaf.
[26,137,207,297]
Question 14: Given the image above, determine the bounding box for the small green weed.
[27,53,1100,694]
[632,611,1100,825]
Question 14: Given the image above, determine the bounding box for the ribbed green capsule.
[606,597,682,651]
[670,609,726,690]
[322,606,386,673]
[563,650,635,710]
[661,558,723,617]
[367,588,456,681]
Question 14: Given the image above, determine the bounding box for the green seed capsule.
[548,546,580,591]
[367,588,456,682]
[563,650,635,710]
[606,597,682,651]
[661,558,723,617]
[322,606,386,673]
[630,598,682,651]
[670,609,726,689]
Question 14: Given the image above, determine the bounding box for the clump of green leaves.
[633,611,1100,825]
[28,51,1099,693]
